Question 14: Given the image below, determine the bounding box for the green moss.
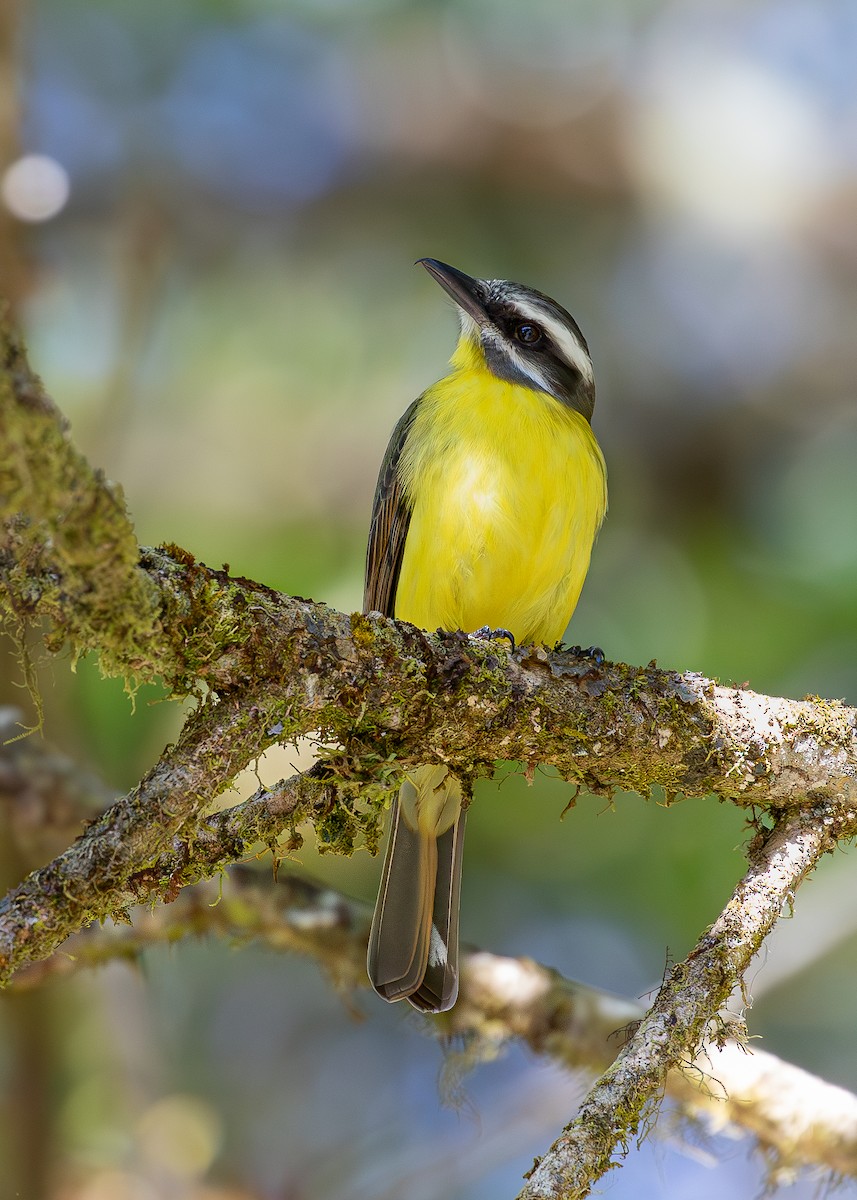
[1,328,165,699]
[349,610,376,649]
[784,696,854,749]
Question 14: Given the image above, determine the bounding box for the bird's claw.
[471,625,516,651]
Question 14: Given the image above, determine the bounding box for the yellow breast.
[394,361,607,646]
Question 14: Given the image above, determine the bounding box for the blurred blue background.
[2,0,857,1196]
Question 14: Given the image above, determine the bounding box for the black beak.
[417,259,488,327]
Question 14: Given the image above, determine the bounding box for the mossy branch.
[0,313,162,681]
[12,863,857,1183]
[4,316,857,816]
[7,536,857,811]
[518,805,851,1198]
[4,316,857,1198]
[3,564,857,988]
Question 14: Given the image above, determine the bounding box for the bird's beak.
[417,259,488,327]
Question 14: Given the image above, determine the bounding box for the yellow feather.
[394,335,607,645]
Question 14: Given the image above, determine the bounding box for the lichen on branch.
[4,313,857,1200]
[3,316,857,990]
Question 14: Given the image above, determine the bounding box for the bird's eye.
[514,322,543,345]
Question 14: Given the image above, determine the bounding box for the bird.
[364,258,607,1012]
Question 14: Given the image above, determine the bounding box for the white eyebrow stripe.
[509,296,594,384]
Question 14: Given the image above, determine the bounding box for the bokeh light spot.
[136,1094,222,1179]
[627,50,834,238]
[1,153,70,221]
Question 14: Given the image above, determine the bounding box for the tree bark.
[3,317,857,1198]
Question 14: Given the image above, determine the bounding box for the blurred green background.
[3,0,857,1196]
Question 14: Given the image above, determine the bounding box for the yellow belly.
[394,369,607,645]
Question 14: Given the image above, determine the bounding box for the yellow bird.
[364,259,607,1012]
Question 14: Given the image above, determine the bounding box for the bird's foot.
[471,625,516,651]
[560,643,605,666]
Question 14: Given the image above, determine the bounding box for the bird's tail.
[367,765,465,1013]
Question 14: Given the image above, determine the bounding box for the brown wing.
[363,399,419,618]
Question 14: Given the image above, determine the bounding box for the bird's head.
[418,258,595,422]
